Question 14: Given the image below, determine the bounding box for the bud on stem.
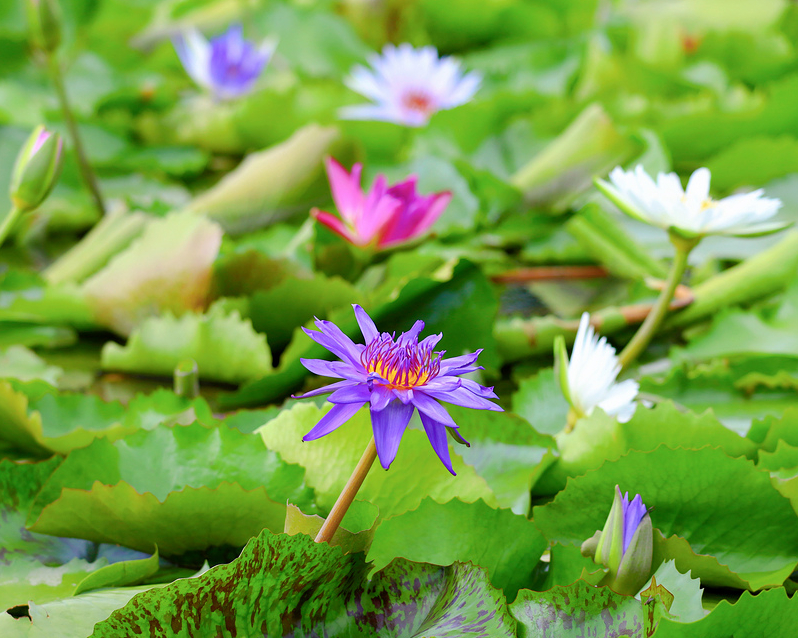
[26,0,62,53]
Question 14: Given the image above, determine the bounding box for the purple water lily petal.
[424,385,504,412]
[353,303,379,344]
[292,379,359,400]
[372,399,415,470]
[419,412,455,475]
[328,384,372,404]
[303,402,366,440]
[294,304,500,474]
[411,391,457,427]
[622,492,648,553]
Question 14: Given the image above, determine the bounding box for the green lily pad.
[90,529,517,637]
[653,588,798,637]
[533,446,798,590]
[257,402,498,519]
[28,423,315,555]
[0,346,62,385]
[101,306,272,384]
[511,368,570,436]
[367,497,547,600]
[445,404,556,514]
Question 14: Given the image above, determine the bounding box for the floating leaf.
[445,404,556,514]
[649,560,705,624]
[28,423,315,555]
[101,306,272,384]
[284,500,378,555]
[509,580,659,638]
[533,446,798,590]
[368,497,547,600]
[257,402,498,519]
[0,346,62,385]
[90,529,516,637]
[511,368,571,436]
[73,547,159,595]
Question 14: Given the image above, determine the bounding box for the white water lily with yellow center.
[556,313,639,424]
[596,165,786,239]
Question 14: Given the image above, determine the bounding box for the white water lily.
[557,313,638,423]
[596,165,786,239]
[339,43,481,127]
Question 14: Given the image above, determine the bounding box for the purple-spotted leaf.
[90,529,516,637]
[509,580,662,637]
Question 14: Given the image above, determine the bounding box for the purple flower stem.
[314,436,377,544]
[46,52,105,215]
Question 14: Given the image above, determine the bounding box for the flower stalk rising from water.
[312,158,451,250]
[593,164,788,368]
[294,304,501,543]
[582,485,653,596]
[2,125,63,247]
[340,43,481,127]
[173,24,276,100]
[555,313,638,430]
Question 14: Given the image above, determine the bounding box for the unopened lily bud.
[581,485,653,596]
[26,0,62,53]
[10,126,64,213]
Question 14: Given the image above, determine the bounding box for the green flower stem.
[0,205,21,247]
[617,235,696,370]
[174,359,200,399]
[315,436,377,544]
[47,52,105,215]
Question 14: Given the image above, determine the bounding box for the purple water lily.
[620,489,648,553]
[294,305,502,475]
[173,24,276,100]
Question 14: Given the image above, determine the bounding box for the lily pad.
[90,529,517,637]
[533,446,798,590]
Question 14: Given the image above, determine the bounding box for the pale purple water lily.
[293,305,501,474]
[339,43,481,127]
[311,158,451,249]
[173,24,276,100]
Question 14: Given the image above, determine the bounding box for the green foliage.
[90,529,517,637]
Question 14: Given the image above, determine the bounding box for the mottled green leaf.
[510,580,656,638]
[90,529,516,638]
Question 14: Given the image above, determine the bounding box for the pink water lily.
[311,158,451,250]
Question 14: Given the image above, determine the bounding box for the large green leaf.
[536,402,756,494]
[28,423,315,555]
[367,497,547,600]
[0,587,154,638]
[444,404,556,514]
[0,346,62,385]
[257,402,498,519]
[90,529,517,637]
[511,368,570,436]
[653,588,798,637]
[533,447,798,590]
[101,306,272,384]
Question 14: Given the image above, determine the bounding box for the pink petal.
[325,157,363,226]
[311,209,364,246]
